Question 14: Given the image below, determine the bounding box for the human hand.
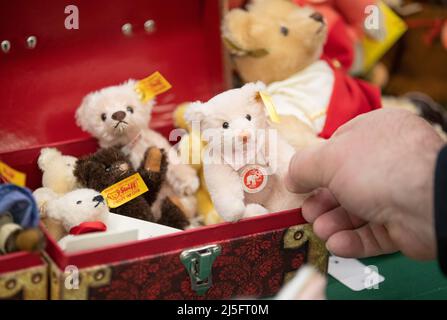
[285,109,444,260]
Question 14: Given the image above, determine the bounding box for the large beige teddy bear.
[222,0,385,148]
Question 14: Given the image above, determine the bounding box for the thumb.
[285,140,337,194]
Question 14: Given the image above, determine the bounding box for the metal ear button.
[26,36,37,49]
[1,40,11,54]
[121,23,133,36]
[144,20,155,33]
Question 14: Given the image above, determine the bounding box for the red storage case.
[0,0,327,299]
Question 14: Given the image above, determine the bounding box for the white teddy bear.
[185,82,309,222]
[34,188,109,242]
[37,147,78,194]
[34,148,80,216]
[33,147,79,212]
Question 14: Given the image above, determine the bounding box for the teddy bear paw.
[170,171,200,197]
[243,204,269,218]
[216,202,245,223]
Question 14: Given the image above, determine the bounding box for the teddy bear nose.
[93,195,104,203]
[310,12,324,23]
[111,111,126,121]
[239,131,251,144]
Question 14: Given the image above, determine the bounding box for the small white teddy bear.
[36,147,78,195]
[75,80,199,218]
[34,188,109,241]
[185,82,309,222]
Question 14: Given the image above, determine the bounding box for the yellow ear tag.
[362,1,407,72]
[259,91,280,124]
[0,161,26,187]
[135,71,172,103]
[100,173,148,209]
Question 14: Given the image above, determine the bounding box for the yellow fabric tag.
[259,91,281,124]
[0,161,26,187]
[135,71,172,102]
[362,1,407,72]
[101,173,148,209]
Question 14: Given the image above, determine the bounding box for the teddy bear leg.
[243,204,269,218]
[112,197,156,222]
[13,228,45,253]
[0,213,45,254]
[158,196,190,230]
[138,147,168,206]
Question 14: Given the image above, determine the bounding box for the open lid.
[0,0,228,153]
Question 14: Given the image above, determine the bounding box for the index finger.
[284,141,337,194]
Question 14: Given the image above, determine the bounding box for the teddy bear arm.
[137,147,169,206]
[165,147,200,196]
[204,164,246,222]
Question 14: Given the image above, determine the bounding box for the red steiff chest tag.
[240,165,268,194]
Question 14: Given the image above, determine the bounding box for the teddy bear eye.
[246,114,252,121]
[76,200,82,205]
[280,26,289,36]
[101,113,107,121]
[222,122,230,129]
[105,166,112,172]
[126,106,134,114]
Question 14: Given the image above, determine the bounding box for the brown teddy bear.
[74,146,189,230]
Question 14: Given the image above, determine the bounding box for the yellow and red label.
[101,173,148,209]
[259,91,281,124]
[135,71,172,102]
[241,165,268,194]
[0,161,26,187]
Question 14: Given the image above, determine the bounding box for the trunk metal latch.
[180,244,221,296]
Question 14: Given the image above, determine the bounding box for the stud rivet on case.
[32,273,43,284]
[94,270,105,281]
[121,23,133,36]
[144,19,156,33]
[5,279,16,290]
[294,230,304,241]
[1,40,11,53]
[26,36,37,49]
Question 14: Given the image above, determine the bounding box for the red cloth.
[323,18,354,71]
[69,221,107,235]
[294,0,377,69]
[319,58,382,139]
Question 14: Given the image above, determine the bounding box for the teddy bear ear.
[38,148,62,171]
[184,102,207,124]
[240,81,267,103]
[75,94,93,132]
[125,79,156,109]
[73,158,91,187]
